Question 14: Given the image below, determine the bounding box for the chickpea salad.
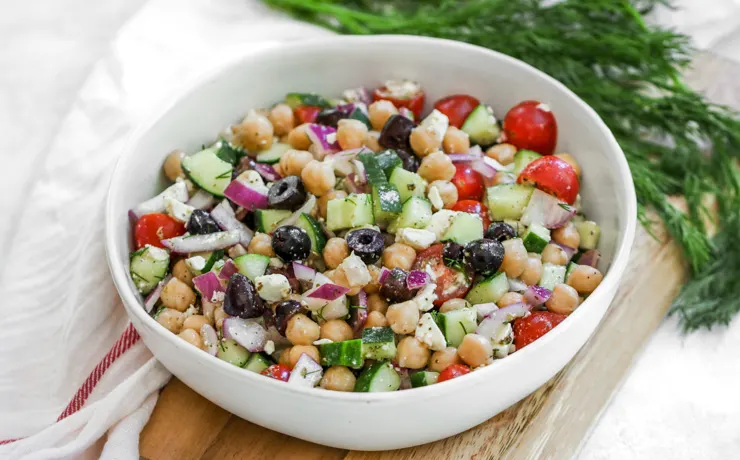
[128,80,604,392]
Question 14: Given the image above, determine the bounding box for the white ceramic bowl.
[106,36,636,451]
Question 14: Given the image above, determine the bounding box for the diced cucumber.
[319,339,364,369]
[217,339,250,367]
[284,92,331,109]
[539,263,566,290]
[437,307,478,348]
[461,105,500,146]
[256,142,291,164]
[565,262,578,280]
[522,223,551,253]
[354,361,401,392]
[395,197,433,230]
[512,149,542,176]
[465,272,509,305]
[375,150,403,177]
[389,168,427,203]
[255,209,291,233]
[129,245,170,295]
[441,212,484,245]
[486,184,534,220]
[410,371,439,388]
[349,104,372,128]
[372,183,402,224]
[575,220,601,250]
[215,142,246,165]
[233,254,270,282]
[295,213,326,253]
[361,327,397,360]
[358,152,388,185]
[244,352,273,373]
[326,193,375,231]
[181,147,234,197]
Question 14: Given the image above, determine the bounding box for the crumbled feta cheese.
[384,79,421,99]
[416,313,446,351]
[425,210,459,242]
[144,245,170,261]
[339,253,371,288]
[164,196,195,223]
[185,255,207,273]
[492,323,515,359]
[211,291,225,303]
[427,185,444,211]
[419,109,449,144]
[342,88,365,103]
[237,170,269,194]
[255,274,291,302]
[326,132,337,144]
[182,303,199,319]
[264,340,275,355]
[414,283,438,312]
[395,228,436,251]
[313,338,334,346]
[475,302,498,321]
[269,257,285,269]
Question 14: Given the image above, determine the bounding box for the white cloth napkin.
[1,0,739,459]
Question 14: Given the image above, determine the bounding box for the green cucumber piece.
[375,150,403,177]
[372,183,402,224]
[295,213,326,253]
[461,105,500,146]
[129,245,170,295]
[354,361,401,392]
[512,149,542,176]
[465,272,509,306]
[233,254,270,282]
[255,209,291,233]
[565,262,578,280]
[441,212,484,245]
[389,168,427,203]
[217,339,250,367]
[319,339,364,369]
[284,92,331,109]
[539,263,566,290]
[326,193,374,231]
[410,371,439,388]
[216,142,246,165]
[437,308,477,348]
[349,104,372,128]
[575,220,601,250]
[522,223,551,253]
[256,142,291,164]
[358,152,388,185]
[486,184,534,220]
[181,147,233,197]
[395,197,433,230]
[361,327,397,360]
[244,353,273,373]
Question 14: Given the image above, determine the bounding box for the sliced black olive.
[223,273,265,318]
[272,225,311,262]
[464,239,505,275]
[380,268,416,302]
[274,300,305,335]
[268,176,307,210]
[186,209,221,235]
[346,228,385,264]
[379,115,415,153]
[485,221,517,242]
[442,242,465,268]
[316,108,349,128]
[395,148,420,173]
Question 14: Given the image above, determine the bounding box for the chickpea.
[248,233,275,257]
[567,265,604,295]
[498,292,525,307]
[160,278,196,312]
[156,308,185,334]
[301,160,336,196]
[501,238,528,278]
[369,100,398,131]
[278,347,293,367]
[457,334,493,368]
[279,149,314,177]
[213,307,228,329]
[382,243,417,271]
[268,103,295,136]
[323,238,349,269]
[418,151,456,183]
[364,265,382,294]
[163,150,185,181]
[552,222,581,249]
[428,180,458,209]
[367,294,389,314]
[327,267,361,296]
[172,259,194,287]
[410,127,442,157]
[232,112,274,152]
[365,131,382,152]
[288,345,320,368]
[555,153,581,177]
[365,310,389,328]
[486,143,516,165]
[385,300,420,335]
[178,328,204,349]
[183,315,209,331]
[227,244,247,259]
[542,243,568,266]
[396,336,431,369]
[318,190,347,219]
[546,283,580,315]
[320,320,353,342]
[439,298,470,313]
[336,119,368,150]
[442,126,470,154]
[287,123,312,150]
[429,347,462,372]
[320,366,356,392]
[520,255,543,286]
[286,313,321,345]
[492,171,516,186]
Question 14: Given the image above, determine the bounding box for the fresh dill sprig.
[264,0,740,331]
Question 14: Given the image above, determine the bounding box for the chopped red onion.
[406,270,430,290]
[217,259,239,281]
[186,189,217,210]
[524,285,552,306]
[306,283,350,301]
[200,324,219,356]
[224,180,268,211]
[210,200,254,246]
[288,353,322,387]
[222,318,267,352]
[397,368,412,390]
[352,159,368,184]
[378,267,390,285]
[193,271,225,301]
[345,173,370,194]
[520,189,576,229]
[161,230,241,254]
[474,302,498,321]
[555,243,577,262]
[130,182,189,220]
[578,249,601,268]
[144,275,171,313]
[471,158,497,180]
[327,147,370,176]
[349,307,368,336]
[253,163,281,182]
[306,124,339,156]
[292,262,316,282]
[335,103,357,117]
[355,290,368,308]
[476,303,531,339]
[275,195,316,229]
[447,154,481,163]
[508,278,528,293]
[481,155,510,172]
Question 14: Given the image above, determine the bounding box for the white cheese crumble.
[313,338,334,346]
[144,244,170,261]
[383,79,420,98]
[491,323,515,359]
[237,170,269,194]
[475,302,498,321]
[264,340,275,355]
[255,274,291,302]
[211,291,225,303]
[185,255,207,273]
[425,210,459,242]
[419,109,449,144]
[427,185,444,211]
[416,313,446,351]
[395,228,436,251]
[326,132,337,144]
[413,283,438,312]
[339,253,371,288]
[164,196,195,223]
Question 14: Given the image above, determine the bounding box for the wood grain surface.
[139,52,735,460]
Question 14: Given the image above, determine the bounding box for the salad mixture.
[128,80,604,392]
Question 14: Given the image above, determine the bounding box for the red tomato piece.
[373,86,425,120]
[134,213,186,249]
[294,105,321,124]
[451,200,491,229]
[261,364,291,382]
[438,364,471,383]
[433,94,480,128]
[517,156,580,205]
[502,100,558,155]
[412,244,472,306]
[451,163,485,201]
[513,311,567,349]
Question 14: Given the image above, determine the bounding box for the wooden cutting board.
[139,52,735,460]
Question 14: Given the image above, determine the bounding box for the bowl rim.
[105,34,637,402]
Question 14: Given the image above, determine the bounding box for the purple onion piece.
[218,260,239,281]
[200,324,219,356]
[524,285,552,306]
[555,243,577,263]
[161,230,241,254]
[144,275,172,313]
[306,283,350,301]
[406,270,430,290]
[186,189,217,210]
[378,267,390,285]
[192,271,225,302]
[578,249,601,268]
[349,307,368,337]
[210,200,253,246]
[471,158,497,180]
[355,290,368,308]
[222,318,267,352]
[520,189,576,229]
[253,163,282,182]
[292,262,316,282]
[130,182,189,220]
[447,154,480,163]
[224,180,268,211]
[288,353,322,387]
[476,302,532,339]
[306,124,339,154]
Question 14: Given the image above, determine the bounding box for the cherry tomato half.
[433,94,480,128]
[134,213,186,249]
[412,244,472,306]
[451,163,485,201]
[261,364,291,382]
[373,85,425,120]
[517,156,580,205]
[438,364,471,383]
[451,200,491,229]
[502,100,558,155]
[512,311,567,350]
[294,105,321,124]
